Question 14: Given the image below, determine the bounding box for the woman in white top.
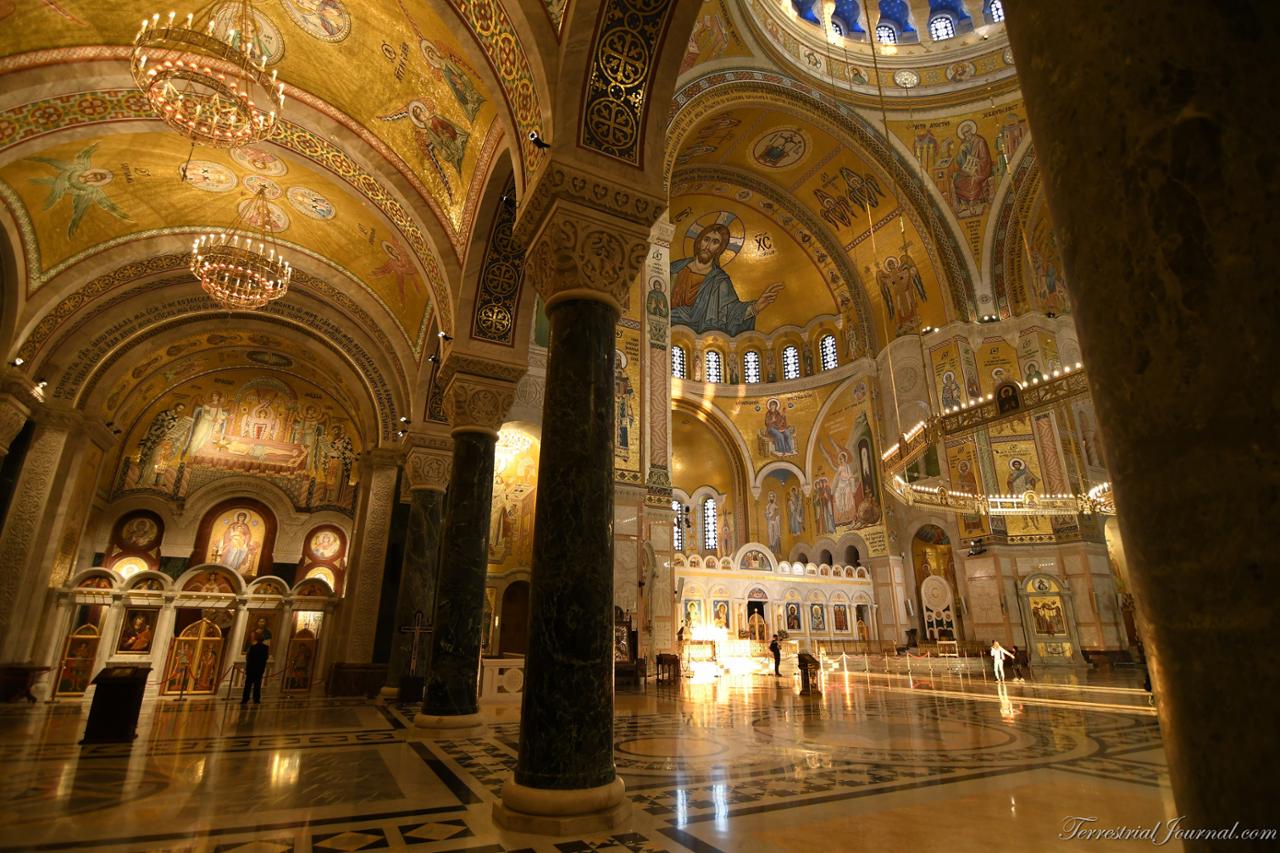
[990,641,1015,681]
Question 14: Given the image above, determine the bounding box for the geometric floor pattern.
[0,670,1177,852]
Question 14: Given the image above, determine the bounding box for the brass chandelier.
[131,1,284,149]
[191,187,291,309]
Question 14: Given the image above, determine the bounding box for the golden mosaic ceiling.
[670,104,954,341]
[0,130,432,345]
[0,0,501,243]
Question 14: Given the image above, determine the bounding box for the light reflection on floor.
[0,670,1177,852]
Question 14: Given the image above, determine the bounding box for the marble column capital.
[403,435,452,493]
[442,373,516,438]
[522,200,652,316]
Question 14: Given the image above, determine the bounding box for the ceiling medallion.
[132,2,285,149]
[191,187,292,309]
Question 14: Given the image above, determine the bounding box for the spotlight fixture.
[967,538,987,557]
[398,416,410,424]
[528,129,550,150]
[427,354,439,364]
[437,330,453,342]
[35,379,48,389]
[395,429,406,439]
[500,193,516,208]
[10,357,23,367]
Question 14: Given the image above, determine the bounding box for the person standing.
[769,634,782,677]
[242,634,270,705]
[990,640,1014,682]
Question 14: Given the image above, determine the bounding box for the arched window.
[704,350,723,384]
[782,345,801,380]
[671,345,686,379]
[702,497,718,552]
[743,350,761,384]
[819,335,839,371]
[875,23,898,44]
[986,0,1004,23]
[672,499,684,552]
[928,14,956,40]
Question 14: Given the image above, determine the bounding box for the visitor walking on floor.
[242,635,269,705]
[990,641,1014,682]
[769,634,782,677]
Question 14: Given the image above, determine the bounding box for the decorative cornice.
[523,200,651,314]
[513,158,666,247]
[442,373,516,436]
[436,353,528,391]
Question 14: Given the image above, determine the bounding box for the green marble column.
[421,430,495,718]
[516,297,619,789]
[385,488,445,691]
[416,374,514,729]
[385,440,451,695]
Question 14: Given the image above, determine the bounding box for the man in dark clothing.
[769,634,782,677]
[242,635,269,705]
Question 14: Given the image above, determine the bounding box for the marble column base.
[493,774,630,836]
[413,712,484,737]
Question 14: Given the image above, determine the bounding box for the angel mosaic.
[420,39,485,122]
[26,143,133,238]
[875,247,928,336]
[379,99,469,201]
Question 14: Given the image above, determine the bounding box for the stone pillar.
[416,373,514,732]
[0,404,101,662]
[1005,4,1279,841]
[333,449,399,663]
[382,432,451,696]
[642,215,676,657]
[495,198,652,834]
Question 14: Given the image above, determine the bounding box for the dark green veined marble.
[515,298,618,790]
[422,432,495,717]
[386,488,445,688]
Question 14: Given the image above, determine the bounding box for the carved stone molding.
[436,353,527,389]
[442,374,517,436]
[523,201,651,314]
[513,159,665,247]
[403,434,453,492]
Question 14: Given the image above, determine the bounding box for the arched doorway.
[746,587,769,641]
[911,525,964,641]
[499,581,530,655]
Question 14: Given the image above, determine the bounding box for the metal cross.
[399,610,431,677]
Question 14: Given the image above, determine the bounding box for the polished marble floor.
[0,668,1177,852]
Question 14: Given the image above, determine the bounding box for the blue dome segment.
[834,1,867,35]
[878,0,918,37]
[788,0,867,36]
[789,0,823,25]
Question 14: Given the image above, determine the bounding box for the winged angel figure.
[26,143,133,238]
[379,99,470,202]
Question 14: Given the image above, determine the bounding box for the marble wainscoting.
[0,673,1178,852]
